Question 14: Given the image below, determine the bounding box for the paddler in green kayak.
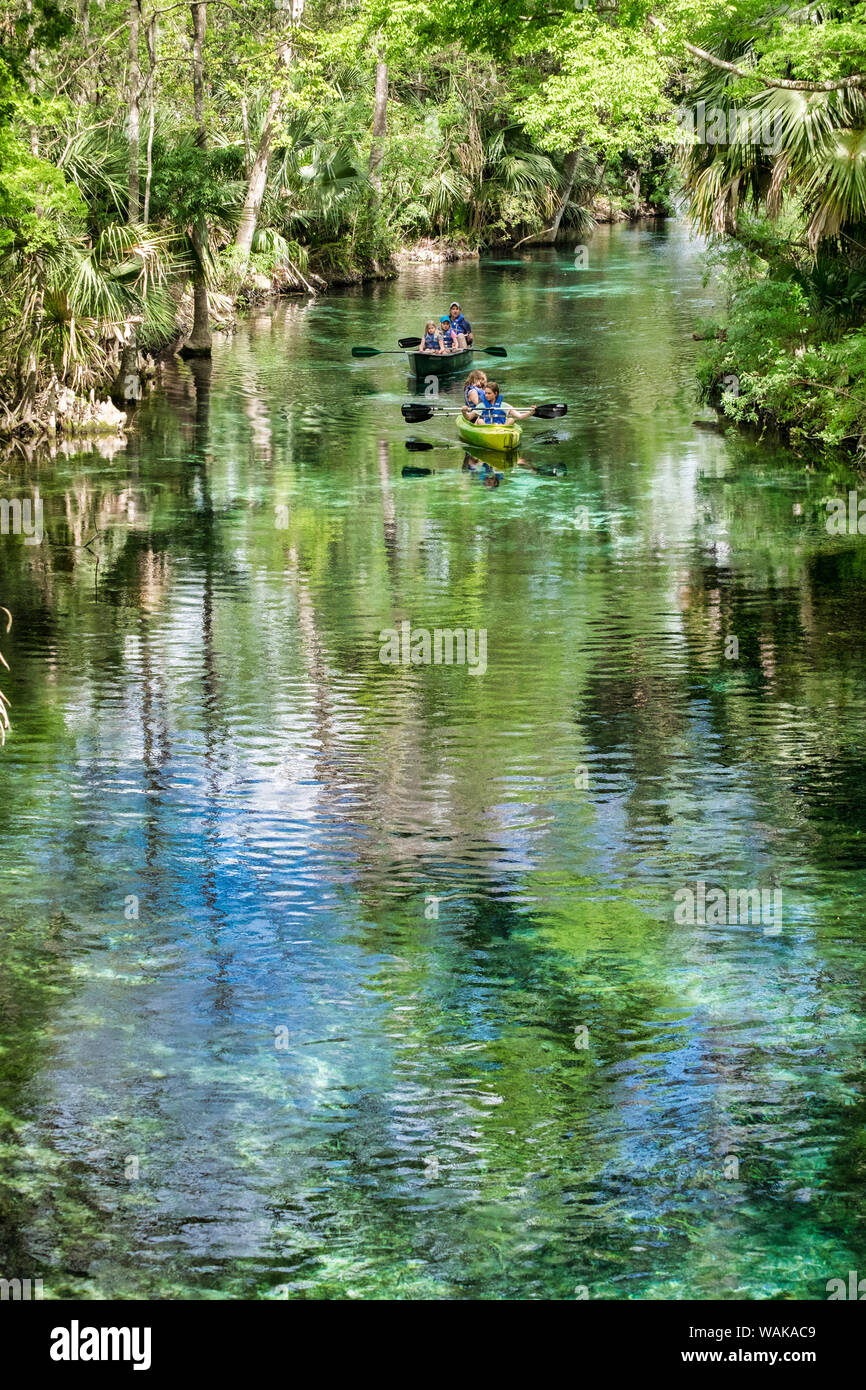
[462,381,536,425]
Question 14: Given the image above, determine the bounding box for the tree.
[368,49,388,205]
[233,0,306,266]
[128,0,141,220]
[676,3,866,248]
[182,0,213,356]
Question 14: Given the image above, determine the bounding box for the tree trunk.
[116,0,144,403]
[234,86,281,260]
[26,1,39,155]
[548,145,582,238]
[240,95,251,176]
[515,145,582,247]
[128,0,141,221]
[183,223,213,355]
[233,1,304,265]
[182,2,212,356]
[77,0,91,96]
[143,14,157,224]
[368,55,388,204]
[191,0,206,129]
[112,335,143,406]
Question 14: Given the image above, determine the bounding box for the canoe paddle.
[352,344,509,359]
[402,402,567,423]
[397,337,508,358]
[350,338,426,357]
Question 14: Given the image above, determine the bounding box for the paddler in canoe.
[462,381,536,425]
[448,302,472,347]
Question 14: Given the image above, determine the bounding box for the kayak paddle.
[402,464,433,476]
[402,402,567,423]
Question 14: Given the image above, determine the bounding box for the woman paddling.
[463,381,536,424]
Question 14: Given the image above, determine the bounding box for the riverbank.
[696,283,866,466]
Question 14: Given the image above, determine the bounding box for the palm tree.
[0,218,179,421]
[679,10,866,254]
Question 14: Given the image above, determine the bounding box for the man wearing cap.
[448,302,472,347]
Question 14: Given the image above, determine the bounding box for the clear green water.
[2,222,866,1300]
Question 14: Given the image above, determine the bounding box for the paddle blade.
[351,346,380,357]
[398,336,422,348]
[534,403,568,419]
[402,465,433,476]
[478,346,508,358]
[405,439,434,452]
[401,404,435,422]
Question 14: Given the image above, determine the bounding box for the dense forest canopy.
[1,0,865,449]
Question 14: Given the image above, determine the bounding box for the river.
[1,219,865,1300]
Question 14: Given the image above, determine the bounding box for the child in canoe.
[464,369,487,410]
[463,381,536,424]
[420,320,444,354]
[438,315,461,353]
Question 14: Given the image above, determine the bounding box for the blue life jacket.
[451,313,471,336]
[439,324,456,349]
[424,332,439,349]
[476,393,506,425]
[464,382,483,407]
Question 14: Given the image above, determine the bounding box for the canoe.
[457,417,522,452]
[408,347,473,377]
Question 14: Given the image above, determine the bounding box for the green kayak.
[457,417,522,452]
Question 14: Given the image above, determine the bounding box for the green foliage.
[0,129,83,255]
[678,3,866,459]
[518,12,678,159]
[149,137,245,231]
[0,0,709,419]
[698,237,866,455]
